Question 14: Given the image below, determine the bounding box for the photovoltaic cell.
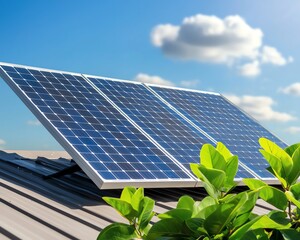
[149,85,287,179]
[0,63,194,188]
[87,77,254,178]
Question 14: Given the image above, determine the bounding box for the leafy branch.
[98,138,300,239]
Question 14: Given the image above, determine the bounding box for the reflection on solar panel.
[148,85,287,179]
[87,77,254,179]
[0,63,195,189]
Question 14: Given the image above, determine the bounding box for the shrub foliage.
[98,138,300,239]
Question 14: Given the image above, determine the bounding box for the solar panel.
[86,76,254,179]
[0,63,196,189]
[1,62,285,188]
[148,85,287,180]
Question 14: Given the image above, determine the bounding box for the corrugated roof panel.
[0,150,275,239]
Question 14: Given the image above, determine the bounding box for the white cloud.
[261,46,291,65]
[224,94,295,122]
[179,80,199,88]
[285,126,300,134]
[151,24,179,47]
[151,14,291,77]
[0,139,6,145]
[239,60,261,77]
[152,14,262,63]
[281,82,300,96]
[134,73,174,86]
[27,120,41,126]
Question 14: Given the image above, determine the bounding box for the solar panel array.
[87,77,253,179]
[0,62,287,189]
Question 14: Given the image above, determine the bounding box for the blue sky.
[0,0,299,150]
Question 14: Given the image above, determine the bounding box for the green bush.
[98,138,300,239]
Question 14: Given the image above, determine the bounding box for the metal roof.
[0,150,274,240]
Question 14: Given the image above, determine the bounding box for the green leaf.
[102,197,136,221]
[251,215,291,230]
[259,149,287,187]
[260,187,287,211]
[288,147,300,185]
[290,182,300,199]
[268,210,289,225]
[203,192,249,235]
[194,204,219,219]
[158,209,192,221]
[147,218,187,240]
[285,191,300,209]
[259,138,293,178]
[226,192,249,217]
[225,155,238,184]
[281,229,300,240]
[229,215,264,240]
[235,191,259,216]
[216,142,233,160]
[203,203,237,235]
[259,149,282,176]
[185,218,206,235]
[199,164,226,191]
[97,223,137,240]
[120,186,136,203]
[131,187,144,213]
[192,196,216,218]
[200,144,226,171]
[285,143,300,157]
[138,196,155,231]
[233,212,251,229]
[190,163,218,198]
[243,178,267,189]
[243,178,287,210]
[220,193,236,203]
[190,163,203,180]
[177,195,195,211]
[230,214,290,240]
[243,229,269,240]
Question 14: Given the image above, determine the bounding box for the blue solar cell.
[149,86,287,179]
[87,77,254,178]
[0,64,194,187]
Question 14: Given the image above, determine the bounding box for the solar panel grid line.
[0,63,103,188]
[143,83,259,181]
[82,74,198,183]
[148,84,284,182]
[0,62,197,189]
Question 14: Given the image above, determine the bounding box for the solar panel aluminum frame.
[144,83,282,184]
[0,62,197,189]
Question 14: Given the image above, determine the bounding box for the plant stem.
[134,220,142,238]
[288,200,293,220]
